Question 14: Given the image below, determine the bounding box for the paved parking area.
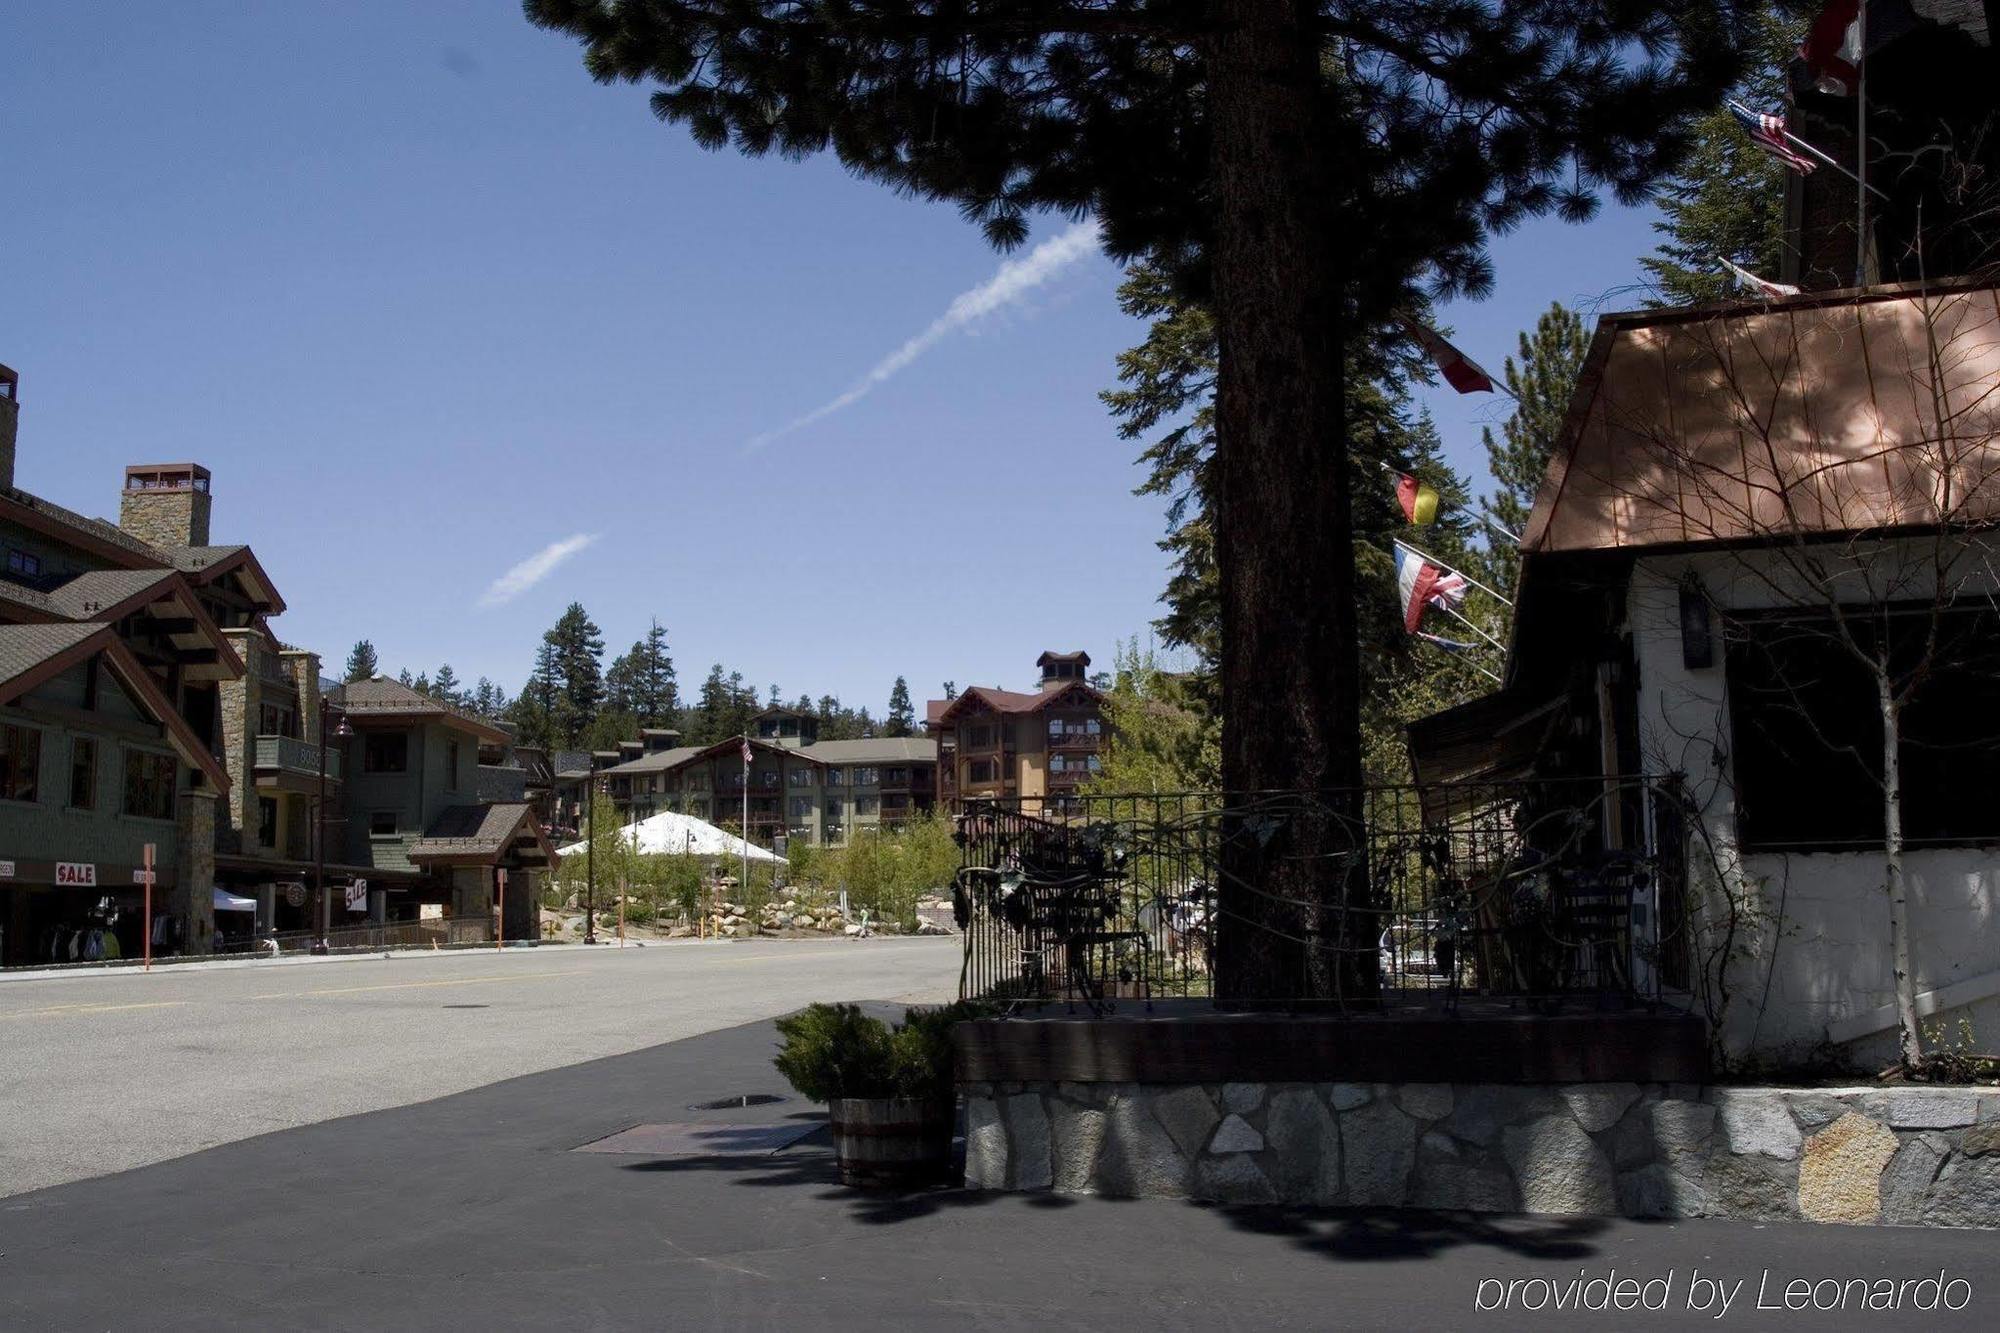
[0,937,959,1197]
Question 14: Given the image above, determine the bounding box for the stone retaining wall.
[961,1080,2000,1228]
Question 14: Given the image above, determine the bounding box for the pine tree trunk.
[1877,672,1921,1066]
[1205,0,1368,1002]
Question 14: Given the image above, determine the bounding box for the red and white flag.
[1718,256,1801,299]
[1801,0,1863,96]
[1394,544,1470,634]
[1400,318,1497,394]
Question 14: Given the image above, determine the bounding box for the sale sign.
[56,862,98,887]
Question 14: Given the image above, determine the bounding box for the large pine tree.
[886,677,915,737]
[536,603,606,750]
[1477,302,1591,600]
[605,618,679,728]
[343,640,379,683]
[527,0,1748,1000]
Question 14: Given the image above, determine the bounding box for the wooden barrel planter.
[827,1097,954,1187]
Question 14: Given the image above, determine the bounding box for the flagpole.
[1393,538,1514,607]
[1855,3,1869,286]
[1477,509,1522,547]
[740,733,750,900]
[1430,600,1509,652]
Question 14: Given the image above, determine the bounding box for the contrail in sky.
[745,220,1102,452]
[478,533,598,607]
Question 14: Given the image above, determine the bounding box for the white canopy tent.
[556,809,787,865]
[213,887,257,913]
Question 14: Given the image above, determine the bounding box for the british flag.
[1394,544,1470,634]
[1729,104,1817,175]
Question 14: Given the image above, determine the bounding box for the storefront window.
[69,737,97,810]
[0,723,42,803]
[123,750,176,820]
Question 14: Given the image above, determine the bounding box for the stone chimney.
[120,463,212,548]
[0,364,18,491]
[1037,650,1091,691]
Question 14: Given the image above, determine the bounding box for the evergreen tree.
[544,602,606,749]
[1477,303,1591,600]
[343,640,379,683]
[604,619,678,727]
[530,0,1747,1001]
[886,677,915,737]
[471,677,508,719]
[1639,7,1799,306]
[942,681,957,701]
[507,639,562,752]
[686,664,733,747]
[397,668,414,688]
[431,663,464,706]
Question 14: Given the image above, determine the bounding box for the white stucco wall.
[1627,545,2000,1069]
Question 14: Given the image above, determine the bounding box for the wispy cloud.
[745,220,1102,452]
[478,533,598,607]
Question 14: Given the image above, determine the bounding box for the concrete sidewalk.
[1,1013,1994,1330]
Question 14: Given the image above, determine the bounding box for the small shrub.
[773,1001,984,1103]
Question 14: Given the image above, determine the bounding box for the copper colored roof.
[928,680,1102,728]
[1524,278,2000,555]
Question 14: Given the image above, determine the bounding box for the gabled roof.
[1524,277,2000,556]
[407,802,553,867]
[163,545,285,614]
[927,679,1102,728]
[0,623,231,794]
[0,568,244,680]
[794,737,937,764]
[328,676,509,743]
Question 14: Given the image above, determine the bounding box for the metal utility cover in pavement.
[573,1122,821,1157]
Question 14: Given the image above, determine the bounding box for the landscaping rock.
[1398,1084,1454,1121]
[1151,1086,1221,1159]
[1561,1083,1641,1134]
[1049,1100,1107,1194]
[1265,1087,1339,1203]
[1195,1153,1278,1205]
[1208,1114,1264,1155]
[1006,1093,1052,1190]
[964,1098,1008,1190]
[1919,1154,2000,1228]
[1880,1134,1948,1225]
[1341,1099,1417,1206]
[1097,1092,1190,1198]
[1712,1089,1803,1159]
[914,920,952,936]
[1504,1113,1617,1216]
[1222,1083,1265,1114]
[1797,1112,1897,1224]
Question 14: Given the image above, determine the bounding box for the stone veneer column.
[173,790,218,954]
[217,629,262,857]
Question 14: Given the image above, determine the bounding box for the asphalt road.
[0,937,960,1198]
[0,1011,1993,1331]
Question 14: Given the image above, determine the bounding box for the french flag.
[1394,544,1469,634]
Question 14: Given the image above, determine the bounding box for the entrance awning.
[213,887,257,912]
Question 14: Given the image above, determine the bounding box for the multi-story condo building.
[0,367,538,960]
[925,650,1106,805]
[601,707,937,848]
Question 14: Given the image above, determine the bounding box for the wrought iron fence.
[952,776,1693,1014]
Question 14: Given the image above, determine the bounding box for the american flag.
[741,736,753,768]
[1729,104,1817,175]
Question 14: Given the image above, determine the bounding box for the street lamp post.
[584,752,599,945]
[312,697,353,955]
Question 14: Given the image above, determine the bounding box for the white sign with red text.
[56,862,97,888]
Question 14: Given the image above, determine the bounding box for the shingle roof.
[791,737,938,764]
[0,580,57,617]
[42,569,179,620]
[551,749,595,778]
[328,676,508,740]
[601,745,702,775]
[0,487,164,562]
[163,545,248,574]
[0,622,107,687]
[407,802,543,861]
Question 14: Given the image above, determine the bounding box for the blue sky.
[3,1,1667,714]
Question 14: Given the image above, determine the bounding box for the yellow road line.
[0,1000,189,1021]
[245,971,574,1000]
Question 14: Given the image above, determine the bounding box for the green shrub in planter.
[773,1001,981,1103]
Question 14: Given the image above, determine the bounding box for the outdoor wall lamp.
[1679,574,1714,671]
